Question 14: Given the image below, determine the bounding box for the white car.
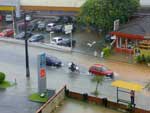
[46,23,55,32]
[51,37,63,44]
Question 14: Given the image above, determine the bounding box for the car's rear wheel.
[106,74,114,79]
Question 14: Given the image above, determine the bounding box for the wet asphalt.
[0,41,149,113]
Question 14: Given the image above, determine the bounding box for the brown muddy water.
[55,98,123,113]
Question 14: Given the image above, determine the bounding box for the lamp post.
[12,10,16,37]
[24,13,30,78]
[49,31,54,43]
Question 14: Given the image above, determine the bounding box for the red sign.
[40,68,46,78]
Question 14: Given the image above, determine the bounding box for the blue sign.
[37,53,47,93]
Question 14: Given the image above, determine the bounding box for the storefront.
[0,0,20,17]
[110,32,144,54]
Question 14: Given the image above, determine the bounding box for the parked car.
[29,34,44,42]
[48,16,60,23]
[51,37,63,44]
[46,23,55,32]
[15,31,33,40]
[89,64,114,79]
[104,34,114,43]
[46,55,62,67]
[37,21,46,31]
[52,24,63,33]
[17,22,37,32]
[57,39,76,47]
[0,29,14,37]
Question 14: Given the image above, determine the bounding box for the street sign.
[64,24,73,34]
[114,19,119,31]
[37,53,47,94]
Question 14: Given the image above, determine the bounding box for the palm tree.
[145,80,150,91]
[91,76,104,96]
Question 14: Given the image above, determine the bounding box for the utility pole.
[70,31,73,50]
[24,13,30,78]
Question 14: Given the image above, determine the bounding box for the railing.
[66,89,149,113]
[36,85,66,113]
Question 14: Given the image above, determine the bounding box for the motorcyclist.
[70,62,76,71]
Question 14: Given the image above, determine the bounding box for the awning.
[110,32,144,40]
[111,80,143,92]
[0,6,15,11]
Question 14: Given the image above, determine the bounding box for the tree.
[78,0,140,33]
[0,72,5,83]
[91,76,104,96]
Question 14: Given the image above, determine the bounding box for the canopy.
[110,32,144,40]
[111,80,143,92]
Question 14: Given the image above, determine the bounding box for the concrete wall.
[36,86,66,113]
[140,0,150,7]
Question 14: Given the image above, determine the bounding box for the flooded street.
[0,41,149,112]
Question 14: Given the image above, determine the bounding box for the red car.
[0,29,14,37]
[89,64,114,79]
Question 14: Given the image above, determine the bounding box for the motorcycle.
[68,62,80,73]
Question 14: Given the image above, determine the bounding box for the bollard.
[65,89,69,97]
[102,98,108,107]
[83,93,88,101]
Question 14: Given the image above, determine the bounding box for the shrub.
[146,56,150,64]
[102,46,111,58]
[141,54,145,62]
[136,55,142,63]
[0,72,5,83]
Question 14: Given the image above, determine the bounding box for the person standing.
[130,90,135,106]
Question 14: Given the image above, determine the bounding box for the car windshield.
[100,66,109,71]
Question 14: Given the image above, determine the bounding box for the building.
[110,16,150,56]
[0,0,149,17]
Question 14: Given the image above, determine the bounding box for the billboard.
[37,53,47,94]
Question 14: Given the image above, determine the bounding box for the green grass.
[29,93,49,103]
[0,81,13,88]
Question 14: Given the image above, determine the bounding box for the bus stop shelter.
[111,80,143,108]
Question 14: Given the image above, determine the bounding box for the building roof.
[119,16,150,36]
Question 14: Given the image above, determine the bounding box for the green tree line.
[78,0,140,33]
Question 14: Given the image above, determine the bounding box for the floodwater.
[56,98,122,113]
[0,41,149,112]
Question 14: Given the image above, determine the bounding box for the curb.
[0,38,72,52]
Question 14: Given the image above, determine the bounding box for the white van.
[5,14,13,22]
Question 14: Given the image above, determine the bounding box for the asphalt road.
[0,42,149,113]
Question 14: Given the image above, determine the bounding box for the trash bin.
[102,98,108,107]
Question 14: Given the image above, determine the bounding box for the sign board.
[64,24,73,34]
[114,19,119,31]
[37,53,47,94]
